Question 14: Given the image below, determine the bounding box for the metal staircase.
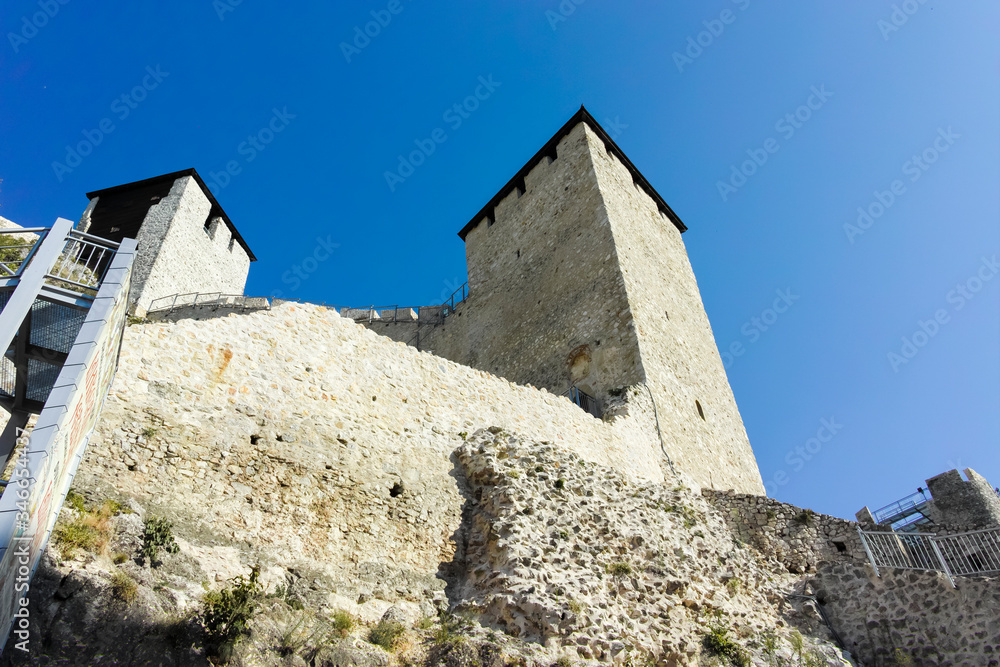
[0,218,136,652]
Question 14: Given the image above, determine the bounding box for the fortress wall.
[75,301,665,603]
[702,489,867,573]
[456,122,644,399]
[130,176,251,315]
[587,125,764,494]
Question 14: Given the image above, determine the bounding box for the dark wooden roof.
[86,169,256,261]
[458,106,687,241]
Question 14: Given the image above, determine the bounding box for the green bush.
[367,619,404,651]
[703,625,750,667]
[110,570,138,605]
[607,562,633,578]
[65,489,87,513]
[333,609,355,636]
[142,516,180,565]
[200,566,263,660]
[53,521,99,557]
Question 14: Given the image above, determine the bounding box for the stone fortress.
[3,108,998,665]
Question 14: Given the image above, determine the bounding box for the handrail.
[858,526,1000,588]
[873,490,929,524]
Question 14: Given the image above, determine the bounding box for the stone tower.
[369,108,763,493]
[78,169,256,316]
[457,108,761,493]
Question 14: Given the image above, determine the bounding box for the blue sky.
[1,2,997,520]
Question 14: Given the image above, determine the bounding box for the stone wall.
[127,175,251,316]
[812,563,1000,665]
[455,123,645,404]
[357,119,762,494]
[74,301,668,611]
[925,468,1000,532]
[703,490,867,574]
[587,124,762,496]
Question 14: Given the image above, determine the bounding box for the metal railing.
[0,227,47,279]
[45,229,119,293]
[444,282,469,315]
[147,292,271,315]
[563,386,601,418]
[858,526,1000,588]
[873,490,929,525]
[934,528,1000,577]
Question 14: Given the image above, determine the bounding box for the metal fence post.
[858,527,881,578]
[930,538,958,588]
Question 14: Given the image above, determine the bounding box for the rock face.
[451,429,852,665]
[1,303,997,665]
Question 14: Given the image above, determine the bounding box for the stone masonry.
[363,110,763,495]
[79,171,253,316]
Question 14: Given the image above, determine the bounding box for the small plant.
[368,619,404,651]
[567,599,584,615]
[790,630,805,662]
[200,566,263,661]
[557,529,569,540]
[607,562,633,578]
[794,510,815,526]
[553,658,573,667]
[142,426,158,439]
[333,609,355,636]
[52,497,122,558]
[703,624,751,667]
[726,578,741,595]
[554,478,565,490]
[892,648,914,665]
[110,570,138,605]
[113,552,129,565]
[758,629,779,663]
[458,432,468,440]
[142,516,180,565]
[53,521,99,557]
[535,465,544,472]
[65,489,87,513]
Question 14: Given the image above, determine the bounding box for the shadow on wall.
[1,554,209,666]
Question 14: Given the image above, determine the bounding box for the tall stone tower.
[451,108,762,493]
[78,169,256,316]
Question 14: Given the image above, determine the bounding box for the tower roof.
[86,168,256,261]
[458,106,687,241]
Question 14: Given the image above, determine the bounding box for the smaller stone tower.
[925,468,1000,531]
[79,169,255,316]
